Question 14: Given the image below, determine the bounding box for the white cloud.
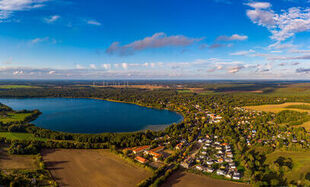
[230,49,255,56]
[289,49,310,53]
[217,34,248,41]
[268,54,310,60]
[106,32,203,56]
[31,37,49,44]
[44,15,60,23]
[228,65,245,73]
[101,64,111,70]
[121,63,128,69]
[246,2,271,9]
[13,70,23,75]
[87,20,101,26]
[246,2,310,45]
[0,0,49,20]
[48,70,55,74]
[89,64,96,69]
[76,64,84,69]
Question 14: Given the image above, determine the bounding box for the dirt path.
[42,149,152,187]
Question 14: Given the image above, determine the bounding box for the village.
[185,136,241,180]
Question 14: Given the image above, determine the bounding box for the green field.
[0,85,38,89]
[0,132,47,141]
[177,89,192,93]
[286,104,310,110]
[266,150,310,184]
[0,112,33,124]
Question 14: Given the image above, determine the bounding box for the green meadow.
[266,150,310,184]
[0,132,47,141]
[0,112,33,124]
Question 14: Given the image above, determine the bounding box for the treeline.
[26,126,163,148]
[275,110,310,126]
[0,138,110,155]
[137,164,179,187]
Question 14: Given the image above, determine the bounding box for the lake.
[0,98,183,134]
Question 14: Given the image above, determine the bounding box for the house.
[150,146,165,153]
[153,154,162,161]
[225,173,232,179]
[233,175,240,180]
[181,158,194,169]
[196,165,203,171]
[135,156,148,164]
[216,169,225,175]
[175,143,184,150]
[133,146,150,154]
[206,168,214,173]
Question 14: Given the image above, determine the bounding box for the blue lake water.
[0,98,182,134]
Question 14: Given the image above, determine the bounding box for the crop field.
[0,112,33,124]
[245,102,310,130]
[0,132,47,141]
[0,146,38,170]
[244,102,310,114]
[92,84,168,90]
[42,149,152,187]
[0,85,38,89]
[266,150,310,184]
[261,83,310,96]
[161,170,250,187]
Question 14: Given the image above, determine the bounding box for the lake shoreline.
[0,97,184,134]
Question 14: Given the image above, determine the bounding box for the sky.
[0,0,310,79]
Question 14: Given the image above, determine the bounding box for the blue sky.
[0,0,310,79]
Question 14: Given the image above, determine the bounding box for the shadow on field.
[45,160,69,170]
[161,169,186,187]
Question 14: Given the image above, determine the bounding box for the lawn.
[0,132,47,141]
[0,112,33,124]
[266,150,310,183]
[0,85,39,89]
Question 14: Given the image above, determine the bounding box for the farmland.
[244,102,310,130]
[0,145,38,170]
[0,85,38,89]
[265,150,310,185]
[161,170,250,187]
[244,102,310,114]
[42,149,152,187]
